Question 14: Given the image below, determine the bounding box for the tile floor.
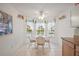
[15,42,62,56]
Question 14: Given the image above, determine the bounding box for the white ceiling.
[0,3,73,20]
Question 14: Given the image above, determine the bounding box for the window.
[26,19,55,38]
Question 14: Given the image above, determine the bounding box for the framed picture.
[0,11,13,35]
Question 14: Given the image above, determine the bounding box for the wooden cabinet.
[76,46,79,56]
[62,36,79,56]
[76,51,79,56]
[62,37,79,56]
[62,40,74,56]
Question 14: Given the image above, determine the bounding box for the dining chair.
[36,37,46,48]
[29,39,36,48]
[45,39,50,48]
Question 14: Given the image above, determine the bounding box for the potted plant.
[27,25,32,33]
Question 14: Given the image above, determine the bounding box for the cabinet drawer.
[76,46,79,52]
[76,51,79,56]
[63,40,74,48]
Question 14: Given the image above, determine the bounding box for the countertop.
[61,37,79,46]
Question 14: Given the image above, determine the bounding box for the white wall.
[0,4,27,55]
[55,9,75,55]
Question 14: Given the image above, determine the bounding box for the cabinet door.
[62,40,74,56]
[76,51,79,56]
[76,46,79,56]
